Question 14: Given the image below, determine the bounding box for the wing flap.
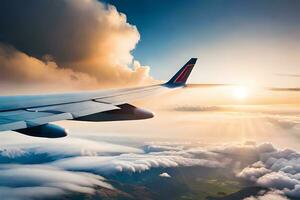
[0,111,73,131]
[26,113,73,126]
[0,121,27,131]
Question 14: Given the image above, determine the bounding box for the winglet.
[165,58,197,87]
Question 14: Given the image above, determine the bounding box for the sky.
[0,0,299,93]
[1,1,300,199]
[105,0,300,86]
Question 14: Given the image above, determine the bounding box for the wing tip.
[165,58,198,87]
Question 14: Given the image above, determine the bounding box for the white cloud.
[244,190,289,200]
[0,134,300,199]
[256,172,299,190]
[159,172,171,178]
[0,164,113,200]
[51,153,224,174]
[238,145,300,198]
[0,137,143,159]
[238,165,271,181]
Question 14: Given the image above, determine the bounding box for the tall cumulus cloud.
[0,0,155,92]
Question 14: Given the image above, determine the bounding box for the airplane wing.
[0,58,215,138]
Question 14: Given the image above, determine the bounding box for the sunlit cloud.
[0,0,155,94]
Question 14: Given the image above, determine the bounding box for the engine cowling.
[75,103,154,122]
[16,123,68,138]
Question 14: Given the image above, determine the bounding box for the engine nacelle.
[75,103,154,122]
[16,123,68,138]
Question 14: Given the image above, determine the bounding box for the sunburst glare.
[232,86,249,100]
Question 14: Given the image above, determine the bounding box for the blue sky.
[104,0,300,83]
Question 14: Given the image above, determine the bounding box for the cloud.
[173,106,223,112]
[0,44,99,92]
[0,137,143,164]
[238,145,300,198]
[159,172,171,178]
[143,144,185,153]
[244,190,289,200]
[256,172,299,190]
[170,105,300,116]
[266,116,300,130]
[275,73,300,78]
[238,165,271,182]
[0,164,113,200]
[212,142,276,157]
[0,0,155,92]
[1,134,300,199]
[51,152,224,174]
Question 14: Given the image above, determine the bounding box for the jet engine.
[16,123,68,138]
[75,103,154,122]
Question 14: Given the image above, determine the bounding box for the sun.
[232,86,249,100]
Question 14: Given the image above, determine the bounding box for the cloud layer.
[0,0,154,93]
[0,165,113,200]
[1,132,300,199]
